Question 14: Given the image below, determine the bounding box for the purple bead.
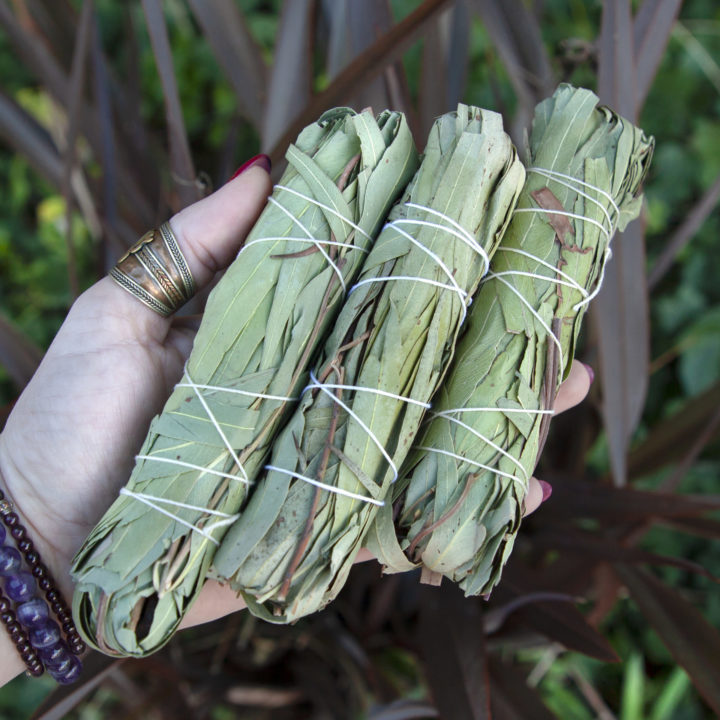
[16,598,50,628]
[40,643,71,667]
[0,546,21,576]
[29,619,61,649]
[50,655,82,684]
[4,571,36,602]
[0,523,5,544]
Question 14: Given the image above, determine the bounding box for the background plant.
[0,0,719,718]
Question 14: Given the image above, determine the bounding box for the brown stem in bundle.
[278,365,345,601]
[407,472,478,560]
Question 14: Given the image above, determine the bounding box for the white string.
[350,276,471,308]
[431,412,529,480]
[434,406,554,417]
[135,455,251,484]
[119,489,240,545]
[351,222,469,319]
[527,167,620,220]
[489,269,588,294]
[485,273,565,377]
[273,185,372,242]
[182,367,249,483]
[526,167,617,235]
[267,197,346,291]
[496,248,589,300]
[303,380,431,409]
[575,246,613,310]
[514,207,611,243]
[265,465,385,506]
[404,202,489,271]
[415,446,525,486]
[176,382,297,403]
[305,371,399,482]
[243,236,368,254]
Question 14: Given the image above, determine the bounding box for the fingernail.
[539,480,553,502]
[229,154,271,181]
[582,362,595,385]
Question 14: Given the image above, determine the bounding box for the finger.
[80,157,272,342]
[522,477,552,516]
[180,579,247,629]
[554,361,594,414]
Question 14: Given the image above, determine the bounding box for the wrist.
[0,448,86,684]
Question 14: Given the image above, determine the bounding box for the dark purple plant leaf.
[593,218,649,486]
[633,0,682,109]
[466,0,554,134]
[141,0,200,209]
[0,315,43,390]
[614,564,720,715]
[531,528,719,582]
[419,585,491,720]
[266,0,453,165]
[663,516,720,540]
[62,0,93,298]
[501,581,619,662]
[261,0,314,155]
[649,170,720,290]
[0,89,63,185]
[627,381,720,479]
[545,475,720,523]
[187,0,266,129]
[488,657,555,720]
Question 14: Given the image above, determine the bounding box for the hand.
[0,159,271,682]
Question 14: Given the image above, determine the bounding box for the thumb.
[73,156,272,343]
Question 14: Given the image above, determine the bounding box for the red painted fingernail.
[539,480,553,502]
[229,154,271,181]
[583,362,595,385]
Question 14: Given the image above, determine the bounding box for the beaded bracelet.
[0,487,85,683]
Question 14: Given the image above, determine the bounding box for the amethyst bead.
[0,522,5,544]
[16,598,50,628]
[29,619,61,649]
[51,655,82,684]
[0,546,21,575]
[5,571,36,602]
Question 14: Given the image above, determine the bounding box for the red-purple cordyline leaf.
[466,0,554,136]
[266,0,453,166]
[627,380,720,479]
[261,0,314,155]
[544,475,720,523]
[663,516,720,540]
[368,700,439,719]
[141,0,201,210]
[62,0,93,299]
[594,0,648,487]
[511,597,619,662]
[614,564,720,715]
[531,528,719,582]
[649,170,720,290]
[419,585,491,720]
[633,0,683,109]
[487,658,556,720]
[325,0,413,121]
[0,315,43,390]
[0,89,63,185]
[187,0,266,129]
